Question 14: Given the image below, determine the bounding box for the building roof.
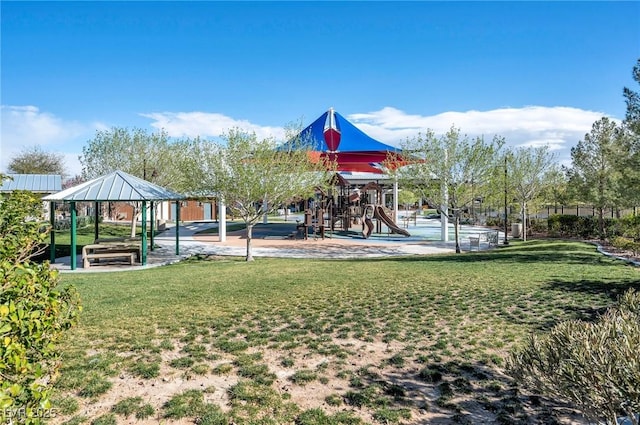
[43,170,185,202]
[0,174,62,193]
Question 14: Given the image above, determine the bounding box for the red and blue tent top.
[283,108,403,174]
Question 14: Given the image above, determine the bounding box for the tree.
[7,146,67,177]
[80,127,187,189]
[621,58,640,206]
[393,127,502,253]
[397,189,418,212]
[539,164,571,214]
[181,128,333,261]
[508,146,556,241]
[567,117,625,238]
[80,127,190,236]
[0,175,81,423]
[623,58,640,136]
[508,289,640,425]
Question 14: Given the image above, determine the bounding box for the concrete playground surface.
[52,215,505,273]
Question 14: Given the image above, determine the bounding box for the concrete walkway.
[51,219,500,273]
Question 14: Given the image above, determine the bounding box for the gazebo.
[43,170,186,270]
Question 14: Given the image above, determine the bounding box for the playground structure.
[296,175,411,240]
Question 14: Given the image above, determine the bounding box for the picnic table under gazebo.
[43,170,186,270]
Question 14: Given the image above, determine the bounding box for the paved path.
[52,221,495,273]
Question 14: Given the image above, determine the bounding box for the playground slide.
[362,217,374,239]
[361,204,374,239]
[374,206,411,237]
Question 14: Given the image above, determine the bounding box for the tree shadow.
[340,238,640,268]
[542,278,640,323]
[346,358,586,425]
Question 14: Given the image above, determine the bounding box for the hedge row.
[547,214,640,241]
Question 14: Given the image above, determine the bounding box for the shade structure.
[43,170,184,202]
[43,170,186,270]
[0,174,62,193]
[286,108,403,174]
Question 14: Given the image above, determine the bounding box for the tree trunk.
[130,203,139,238]
[598,207,605,240]
[454,215,461,254]
[245,223,254,262]
[521,202,527,242]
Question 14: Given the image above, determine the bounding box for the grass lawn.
[51,240,640,425]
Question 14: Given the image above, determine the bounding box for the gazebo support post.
[141,201,147,265]
[94,202,99,243]
[70,202,77,270]
[49,202,56,263]
[175,200,180,255]
[150,201,155,251]
[219,198,226,242]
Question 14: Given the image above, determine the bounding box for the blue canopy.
[296,108,399,153]
[282,108,402,173]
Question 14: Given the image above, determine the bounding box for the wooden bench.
[82,243,141,268]
[83,251,135,269]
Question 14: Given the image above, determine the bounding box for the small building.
[0,174,62,217]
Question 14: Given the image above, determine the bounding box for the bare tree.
[8,145,67,177]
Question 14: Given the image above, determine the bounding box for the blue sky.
[2,1,639,177]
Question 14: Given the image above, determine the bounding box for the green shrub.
[611,236,640,256]
[508,289,640,425]
[547,214,617,239]
[619,215,640,241]
[0,188,81,423]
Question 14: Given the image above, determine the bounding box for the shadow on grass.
[350,358,584,425]
[543,278,640,323]
[353,240,622,266]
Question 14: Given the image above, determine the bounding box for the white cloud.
[0,105,104,177]
[1,104,613,180]
[348,106,613,163]
[141,106,611,166]
[140,111,286,141]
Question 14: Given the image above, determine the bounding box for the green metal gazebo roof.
[43,170,184,202]
[42,170,185,271]
[1,174,62,193]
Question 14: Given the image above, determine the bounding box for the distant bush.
[619,215,640,241]
[508,289,640,425]
[547,214,616,239]
[528,218,547,235]
[53,216,90,231]
[610,236,640,257]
